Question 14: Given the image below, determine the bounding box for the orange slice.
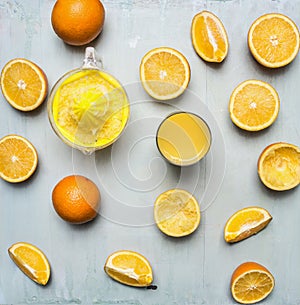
[224,207,272,243]
[0,135,38,183]
[231,262,275,304]
[229,80,280,131]
[258,142,300,191]
[8,242,50,285]
[1,58,48,111]
[104,250,153,287]
[140,47,190,100]
[154,189,200,237]
[248,13,300,68]
[191,11,229,63]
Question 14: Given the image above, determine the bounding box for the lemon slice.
[104,250,153,287]
[154,189,200,237]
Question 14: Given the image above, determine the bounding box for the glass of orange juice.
[47,47,130,154]
[156,112,211,166]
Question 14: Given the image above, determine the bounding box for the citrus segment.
[154,189,200,237]
[52,175,100,224]
[140,47,190,100]
[0,135,38,183]
[224,207,272,243]
[191,11,229,62]
[231,262,275,304]
[0,58,48,111]
[8,242,50,285]
[229,80,280,131]
[258,142,300,191]
[104,250,153,287]
[51,0,105,46]
[248,13,300,68]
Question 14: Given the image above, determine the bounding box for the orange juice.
[156,112,211,166]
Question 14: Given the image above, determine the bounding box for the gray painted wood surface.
[0,0,299,304]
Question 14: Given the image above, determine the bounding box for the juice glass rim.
[156,111,212,166]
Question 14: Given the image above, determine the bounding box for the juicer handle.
[82,47,103,69]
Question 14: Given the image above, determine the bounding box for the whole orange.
[51,0,105,46]
[52,175,100,224]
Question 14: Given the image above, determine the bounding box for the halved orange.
[231,262,275,304]
[154,189,200,237]
[248,13,300,68]
[104,250,153,287]
[224,207,272,243]
[140,47,190,100]
[258,142,300,191]
[0,135,38,183]
[8,242,50,285]
[229,80,280,131]
[191,10,229,63]
[1,58,48,111]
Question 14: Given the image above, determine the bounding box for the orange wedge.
[231,262,275,304]
[191,11,229,63]
[258,142,300,191]
[104,250,153,287]
[0,135,38,183]
[248,13,300,68]
[154,189,200,237]
[224,207,272,243]
[1,58,48,111]
[140,47,190,100]
[229,80,280,131]
[8,242,50,285]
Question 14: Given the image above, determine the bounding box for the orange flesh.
[192,12,228,62]
[224,207,272,243]
[231,83,278,127]
[0,137,37,182]
[2,61,45,108]
[251,17,298,64]
[261,147,300,188]
[9,243,50,285]
[231,262,274,304]
[155,189,200,237]
[143,51,187,95]
[105,251,153,286]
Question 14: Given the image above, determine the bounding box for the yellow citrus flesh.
[154,189,200,237]
[258,142,300,191]
[0,58,48,111]
[8,242,50,285]
[0,135,38,183]
[231,262,275,304]
[140,47,190,100]
[191,10,228,62]
[248,13,300,68]
[104,250,153,287]
[224,207,272,243]
[229,80,280,131]
[51,69,129,148]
